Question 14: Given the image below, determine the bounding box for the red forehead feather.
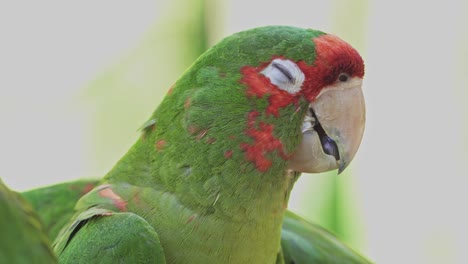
[298,34,365,101]
[313,34,364,79]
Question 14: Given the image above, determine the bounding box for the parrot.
[25,25,370,263]
[0,178,57,263]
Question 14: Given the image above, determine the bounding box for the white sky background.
[1,1,468,263]
[362,1,468,263]
[0,1,160,186]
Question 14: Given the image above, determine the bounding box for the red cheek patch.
[240,66,299,117]
[240,111,289,172]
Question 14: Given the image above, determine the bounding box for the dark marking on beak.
[309,108,341,161]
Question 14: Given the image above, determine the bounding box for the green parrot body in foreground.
[31,26,370,263]
[0,179,57,263]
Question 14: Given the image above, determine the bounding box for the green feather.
[22,179,100,240]
[0,178,57,263]
[53,183,166,263]
[281,211,373,264]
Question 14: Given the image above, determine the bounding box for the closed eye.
[272,61,295,83]
[261,59,305,94]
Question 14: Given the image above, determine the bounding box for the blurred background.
[1,0,467,263]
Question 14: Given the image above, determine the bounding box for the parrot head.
[279,34,366,174]
[138,26,365,183]
[186,26,366,175]
[235,30,366,174]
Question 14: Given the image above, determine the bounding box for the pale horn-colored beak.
[288,78,365,174]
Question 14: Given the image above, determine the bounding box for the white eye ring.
[261,59,305,94]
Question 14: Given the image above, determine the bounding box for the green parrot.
[28,25,370,263]
[0,178,57,263]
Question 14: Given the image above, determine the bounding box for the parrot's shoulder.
[53,183,166,263]
[281,210,373,264]
[54,207,166,263]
